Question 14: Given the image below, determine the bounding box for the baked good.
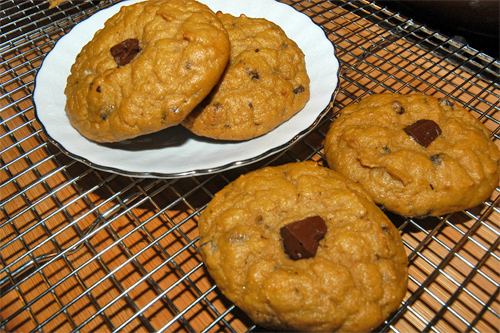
[324,93,500,217]
[199,161,408,332]
[64,0,230,142]
[181,13,310,140]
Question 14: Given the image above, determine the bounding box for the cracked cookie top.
[199,162,408,332]
[324,93,499,217]
[182,12,310,141]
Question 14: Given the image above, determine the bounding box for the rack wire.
[1,0,499,332]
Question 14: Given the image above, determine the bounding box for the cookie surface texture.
[64,0,230,142]
[181,13,310,140]
[324,93,500,217]
[199,162,408,332]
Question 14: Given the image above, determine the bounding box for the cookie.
[324,93,500,217]
[64,0,230,142]
[181,13,310,140]
[199,162,408,332]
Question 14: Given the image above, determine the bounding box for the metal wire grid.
[1,0,499,332]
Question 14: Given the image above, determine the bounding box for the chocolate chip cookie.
[64,0,230,142]
[199,162,408,332]
[181,13,310,141]
[324,93,500,217]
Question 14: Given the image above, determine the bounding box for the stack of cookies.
[64,0,310,143]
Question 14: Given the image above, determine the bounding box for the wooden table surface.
[1,0,499,332]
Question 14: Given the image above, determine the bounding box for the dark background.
[375,0,499,59]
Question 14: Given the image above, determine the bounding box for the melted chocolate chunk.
[293,85,305,94]
[110,39,141,67]
[404,119,442,147]
[280,216,327,260]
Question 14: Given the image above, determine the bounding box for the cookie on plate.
[324,93,500,217]
[64,0,230,143]
[181,13,310,140]
[199,161,408,332]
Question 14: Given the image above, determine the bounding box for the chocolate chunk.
[110,39,141,67]
[280,216,327,260]
[404,119,442,147]
[293,85,305,94]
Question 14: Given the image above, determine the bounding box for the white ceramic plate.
[34,0,339,178]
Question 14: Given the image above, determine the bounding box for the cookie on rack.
[324,93,500,217]
[64,0,230,143]
[199,161,408,332]
[181,12,310,140]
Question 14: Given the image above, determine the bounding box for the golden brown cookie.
[181,13,310,141]
[65,0,230,142]
[324,93,500,217]
[199,162,408,332]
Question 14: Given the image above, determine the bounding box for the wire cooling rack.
[1,0,499,332]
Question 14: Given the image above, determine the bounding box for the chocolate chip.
[393,101,405,115]
[383,145,391,153]
[280,216,327,260]
[293,85,305,94]
[96,86,102,92]
[404,119,442,147]
[110,39,141,67]
[438,98,454,108]
[249,70,259,80]
[100,110,109,120]
[430,154,442,163]
[249,103,253,108]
